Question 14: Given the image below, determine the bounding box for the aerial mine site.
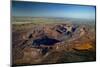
[12,1,96,66]
[12,17,96,65]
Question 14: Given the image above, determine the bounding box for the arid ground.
[12,17,96,66]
